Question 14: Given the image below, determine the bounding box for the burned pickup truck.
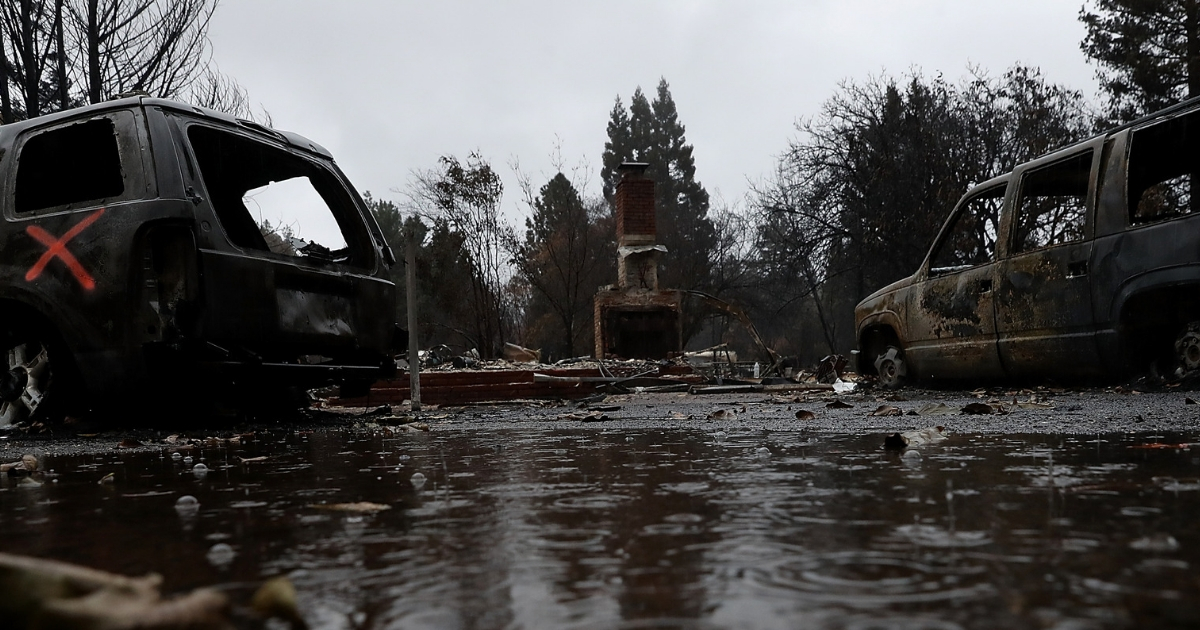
[857,97,1200,387]
[0,97,398,424]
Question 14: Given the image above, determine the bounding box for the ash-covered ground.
[5,383,1198,459]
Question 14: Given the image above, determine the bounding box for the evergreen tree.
[601,79,717,297]
[1081,0,1200,122]
[513,173,613,359]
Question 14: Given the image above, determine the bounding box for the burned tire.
[874,345,908,389]
[0,320,76,427]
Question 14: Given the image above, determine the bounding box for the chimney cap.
[618,162,650,177]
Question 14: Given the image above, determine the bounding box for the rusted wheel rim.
[1179,331,1200,371]
[874,346,907,389]
[0,342,50,427]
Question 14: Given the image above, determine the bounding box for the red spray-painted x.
[24,208,106,290]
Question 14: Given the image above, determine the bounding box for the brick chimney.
[615,163,655,247]
[594,163,682,359]
[614,162,662,290]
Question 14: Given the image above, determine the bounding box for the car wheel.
[1175,322,1200,375]
[874,345,907,389]
[0,335,55,427]
[0,319,78,427]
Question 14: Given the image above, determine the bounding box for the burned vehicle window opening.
[186,125,362,266]
[1128,112,1200,224]
[14,118,124,213]
[928,184,1004,275]
[1013,150,1092,252]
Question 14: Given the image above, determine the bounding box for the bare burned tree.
[750,65,1092,356]
[189,64,270,123]
[1,0,250,122]
[66,0,216,104]
[0,28,9,123]
[0,0,62,120]
[406,153,516,358]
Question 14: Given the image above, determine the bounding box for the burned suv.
[856,97,1200,387]
[0,97,398,424]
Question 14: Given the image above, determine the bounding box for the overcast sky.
[207,1,1100,220]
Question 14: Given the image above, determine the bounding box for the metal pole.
[406,234,421,411]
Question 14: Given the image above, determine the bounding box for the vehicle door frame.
[165,113,387,362]
[903,176,1010,381]
[993,136,1106,378]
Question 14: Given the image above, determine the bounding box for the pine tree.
[601,78,716,295]
[514,173,612,358]
[1080,0,1200,122]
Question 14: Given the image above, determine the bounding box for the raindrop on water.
[410,472,427,490]
[175,495,200,517]
[192,463,209,479]
[170,452,182,461]
[182,456,193,465]
[1130,533,1181,552]
[755,447,771,457]
[206,543,235,567]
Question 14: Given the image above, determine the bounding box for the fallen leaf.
[961,402,994,415]
[915,402,955,416]
[252,576,303,626]
[0,454,38,475]
[826,400,853,409]
[118,439,143,448]
[795,409,815,421]
[903,426,947,446]
[707,409,737,420]
[1016,401,1055,410]
[1187,398,1198,405]
[868,404,903,417]
[558,411,611,422]
[884,426,948,450]
[98,473,114,485]
[310,502,391,513]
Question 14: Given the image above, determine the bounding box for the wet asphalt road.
[4,384,1199,459]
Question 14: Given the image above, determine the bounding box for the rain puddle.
[2,428,1199,628]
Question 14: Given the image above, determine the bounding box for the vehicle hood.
[857,274,915,309]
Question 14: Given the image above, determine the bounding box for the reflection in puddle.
[2,429,1200,628]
